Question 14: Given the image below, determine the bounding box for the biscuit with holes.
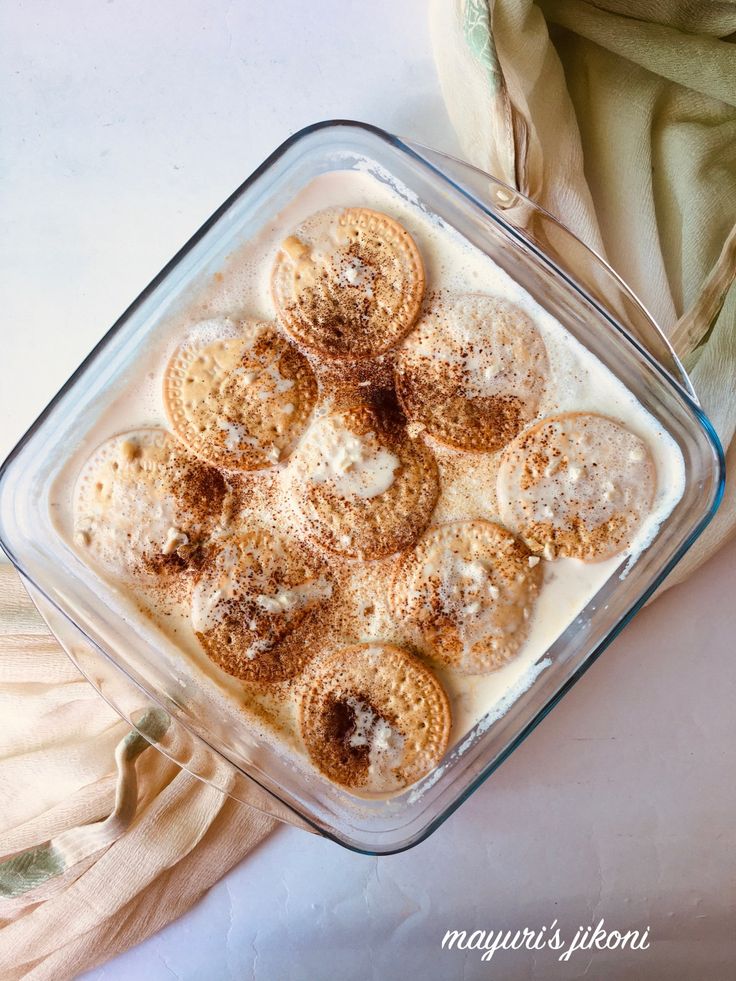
[497,412,656,562]
[271,208,425,360]
[163,317,317,470]
[191,531,332,683]
[287,403,439,558]
[299,643,451,793]
[390,520,542,674]
[395,294,548,452]
[73,428,229,581]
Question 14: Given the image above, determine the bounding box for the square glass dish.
[0,121,724,854]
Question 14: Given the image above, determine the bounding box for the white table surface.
[3,2,735,978]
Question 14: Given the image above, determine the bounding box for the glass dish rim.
[0,119,726,855]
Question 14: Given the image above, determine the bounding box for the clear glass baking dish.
[0,120,724,854]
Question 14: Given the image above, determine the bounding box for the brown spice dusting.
[396,361,524,454]
[141,539,211,579]
[294,401,440,559]
[163,321,318,472]
[323,695,368,777]
[498,413,656,561]
[176,459,228,517]
[395,292,547,453]
[192,531,332,684]
[299,644,451,792]
[315,692,402,784]
[272,208,425,360]
[366,384,407,436]
[523,513,629,559]
[391,520,542,674]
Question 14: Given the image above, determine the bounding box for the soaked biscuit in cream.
[164,317,317,471]
[391,520,542,674]
[298,643,451,793]
[497,412,656,561]
[271,208,425,359]
[192,531,332,683]
[73,428,230,583]
[287,402,439,558]
[396,294,548,452]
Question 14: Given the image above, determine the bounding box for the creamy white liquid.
[49,168,686,778]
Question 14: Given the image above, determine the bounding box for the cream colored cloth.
[0,566,277,979]
[431,0,736,588]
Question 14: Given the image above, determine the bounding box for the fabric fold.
[0,568,277,979]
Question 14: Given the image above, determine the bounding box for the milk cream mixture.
[50,167,686,797]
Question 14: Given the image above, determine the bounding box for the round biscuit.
[271,208,425,360]
[191,531,332,684]
[299,643,451,793]
[73,428,230,582]
[391,520,542,674]
[287,403,439,559]
[395,294,548,452]
[497,412,656,562]
[163,317,317,470]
